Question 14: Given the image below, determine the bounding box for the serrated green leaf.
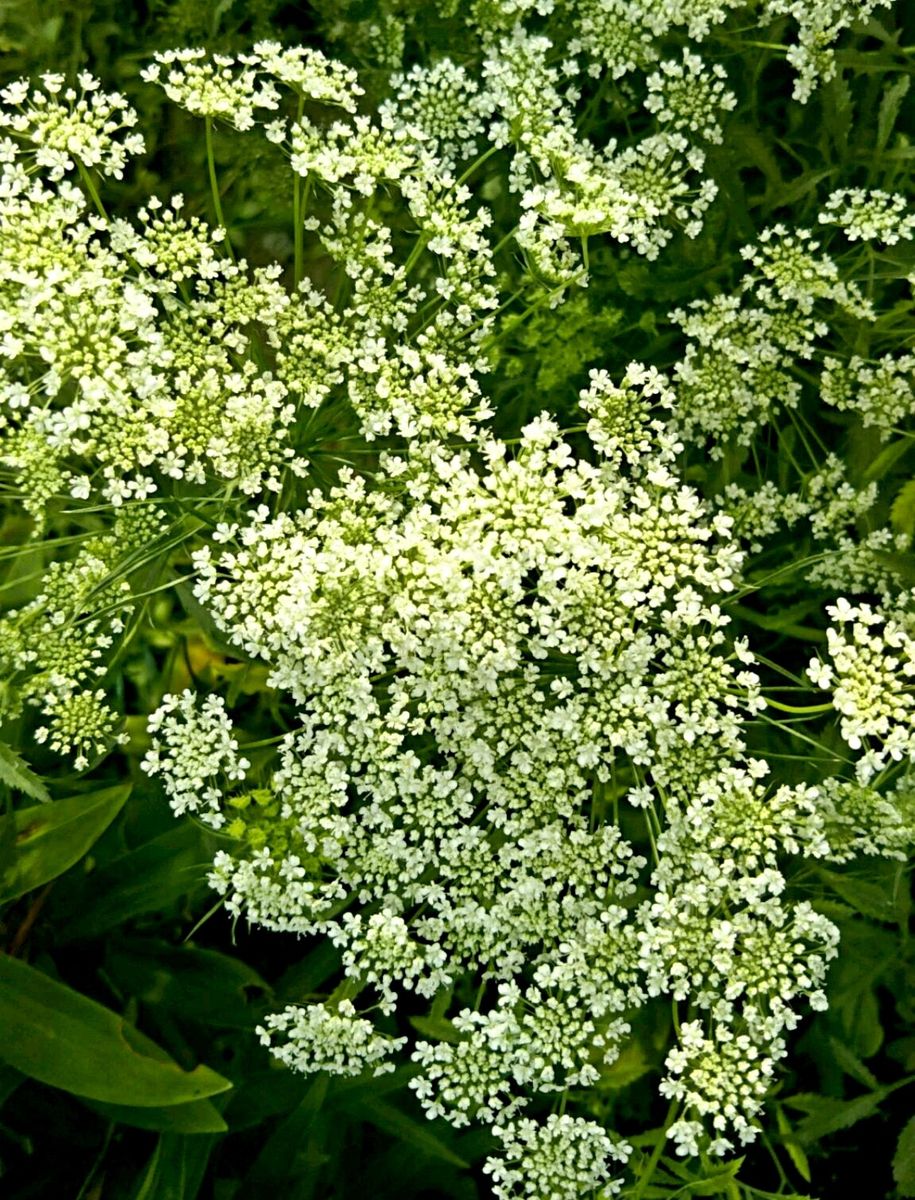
[0,954,231,1107]
[877,75,911,155]
[682,1159,744,1196]
[0,784,130,904]
[776,1104,811,1183]
[818,869,897,923]
[894,1116,915,1196]
[828,1037,879,1090]
[0,742,50,803]
[891,480,915,540]
[786,1090,886,1143]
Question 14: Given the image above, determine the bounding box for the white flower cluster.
[144,691,251,827]
[715,481,809,555]
[140,49,281,130]
[0,508,162,768]
[484,27,719,264]
[0,72,144,180]
[764,0,892,101]
[10,24,915,1198]
[820,187,915,245]
[645,50,736,143]
[0,143,304,513]
[821,352,915,440]
[670,223,873,450]
[802,456,909,595]
[145,363,914,1176]
[809,597,915,781]
[483,1113,630,1200]
[380,59,495,169]
[257,1000,406,1076]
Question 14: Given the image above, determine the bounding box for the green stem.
[403,232,430,277]
[205,117,234,260]
[455,142,499,187]
[630,1100,680,1200]
[292,93,307,288]
[764,698,834,715]
[76,161,107,220]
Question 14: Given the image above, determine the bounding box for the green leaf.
[106,938,270,1027]
[0,784,130,903]
[54,822,214,942]
[828,1037,879,1090]
[409,1014,463,1044]
[87,1096,228,1134]
[0,954,232,1107]
[785,1090,886,1143]
[872,550,915,586]
[894,1116,915,1197]
[239,1075,330,1198]
[353,1098,469,1168]
[597,1038,653,1090]
[822,72,854,156]
[877,75,910,156]
[0,742,50,803]
[818,869,897,923]
[891,480,915,541]
[132,1133,218,1200]
[776,1104,811,1183]
[861,437,914,483]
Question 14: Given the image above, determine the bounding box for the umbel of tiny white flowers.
[145,402,913,1184]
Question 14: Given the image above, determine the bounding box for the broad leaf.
[106,938,270,1027]
[55,822,214,942]
[87,1096,228,1134]
[0,954,231,1107]
[0,784,129,903]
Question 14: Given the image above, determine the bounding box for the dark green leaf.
[818,869,897,923]
[775,1104,811,1183]
[894,1116,915,1197]
[106,938,270,1027]
[828,1037,879,1090]
[0,784,130,903]
[0,954,231,1106]
[87,1096,228,1134]
[877,74,910,155]
[353,1098,469,1168]
[409,1014,462,1044]
[861,437,914,483]
[0,742,50,803]
[54,822,214,942]
[785,1090,886,1143]
[891,480,915,541]
[239,1075,330,1198]
[132,1133,218,1200]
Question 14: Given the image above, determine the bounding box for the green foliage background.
[1,1,915,1197]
